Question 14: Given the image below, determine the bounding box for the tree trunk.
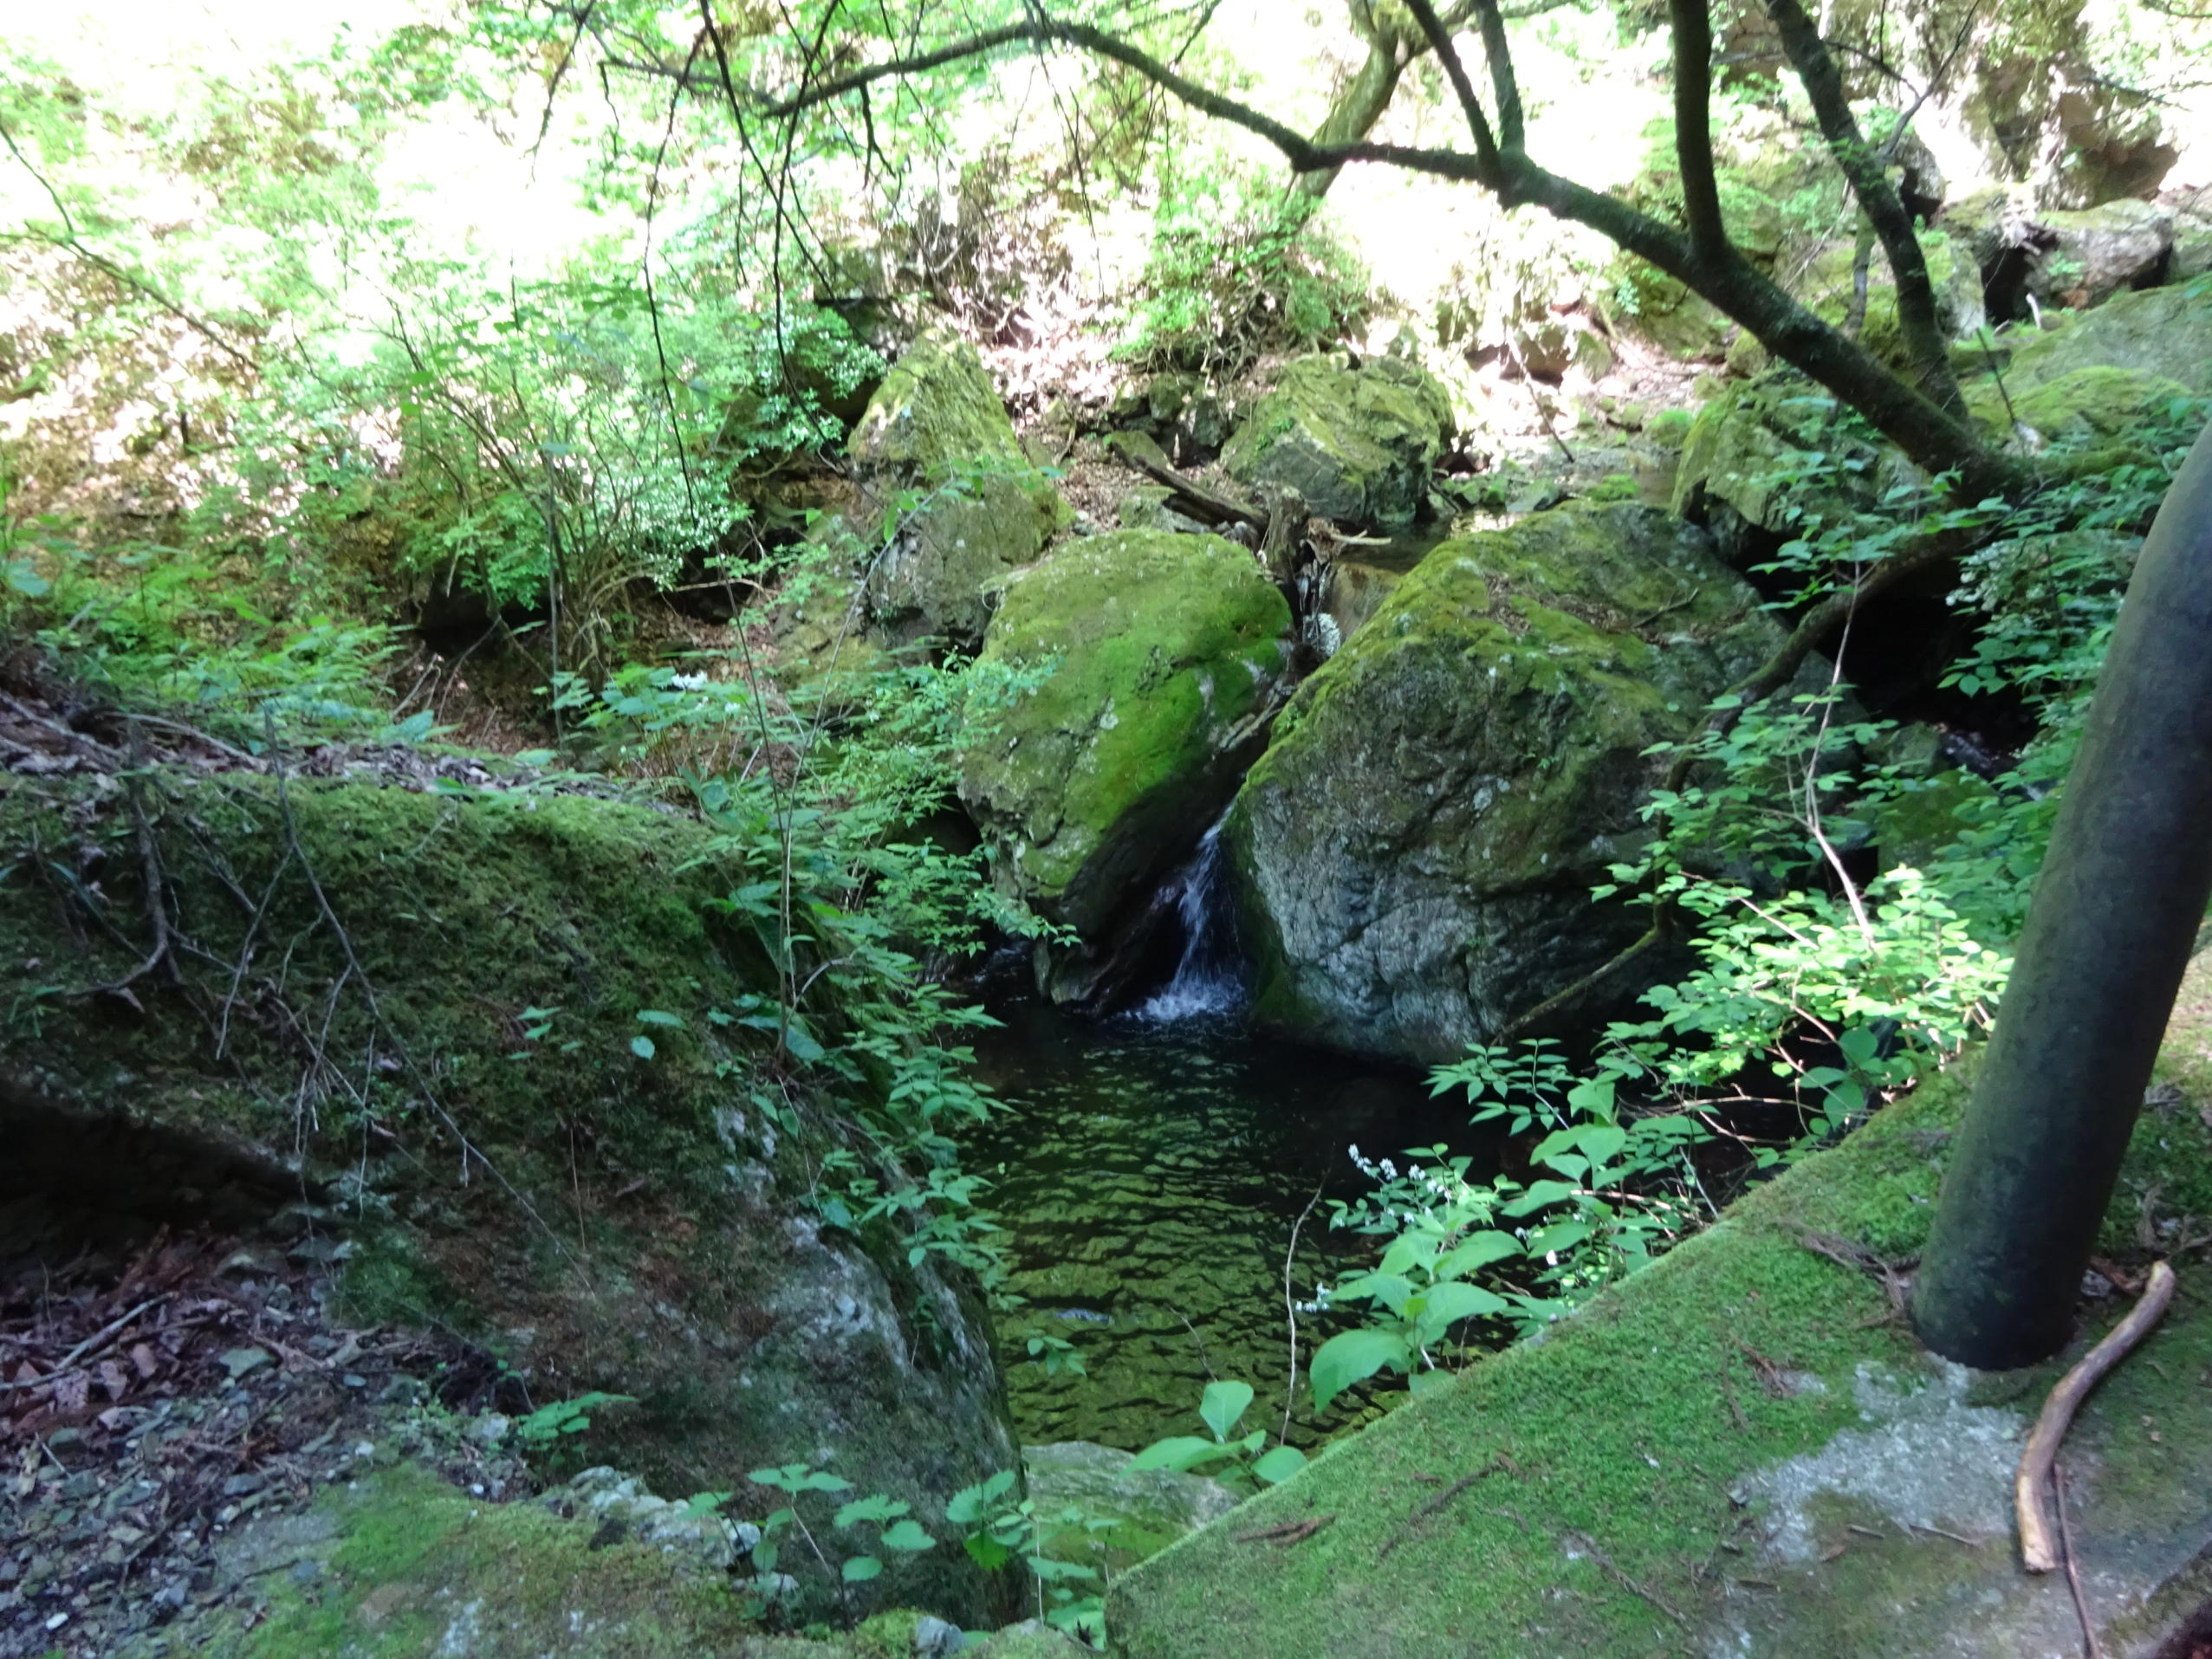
[1292,21,1413,202]
[1913,417,2212,1370]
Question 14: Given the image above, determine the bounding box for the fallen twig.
[2055,1461,2104,1659]
[1378,1455,1509,1558]
[1563,1528,1687,1626]
[1236,1513,1335,1546]
[2018,1260,2176,1573]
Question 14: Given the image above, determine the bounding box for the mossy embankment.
[1106,958,2212,1657]
[0,765,1019,1625]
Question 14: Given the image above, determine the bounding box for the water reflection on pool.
[962,1001,1495,1450]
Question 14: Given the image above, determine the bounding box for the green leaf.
[1252,1444,1307,1485]
[636,1009,684,1028]
[879,1519,934,1552]
[1418,1279,1508,1327]
[1308,1327,1411,1410]
[834,1495,905,1528]
[1436,1230,1522,1278]
[1198,1379,1254,1443]
[629,1034,656,1060]
[841,1554,883,1582]
[1130,1435,1230,1474]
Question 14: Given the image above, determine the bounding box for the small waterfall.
[1133,823,1244,1022]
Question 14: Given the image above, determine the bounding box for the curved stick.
[2016,1261,2176,1572]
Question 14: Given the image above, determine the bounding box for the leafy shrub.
[1112,172,1368,376]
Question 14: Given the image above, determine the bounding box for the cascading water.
[1132,822,1243,1022]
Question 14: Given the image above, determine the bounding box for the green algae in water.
[964,1003,1492,1452]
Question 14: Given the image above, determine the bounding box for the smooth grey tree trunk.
[1914,418,2212,1369]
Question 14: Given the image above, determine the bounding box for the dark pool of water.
[962,1001,1495,1452]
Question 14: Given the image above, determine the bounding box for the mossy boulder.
[1220,354,1454,530]
[958,530,1294,999]
[1107,963,2212,1657]
[1992,277,2212,396]
[160,1462,1084,1658]
[1224,503,1785,1065]
[1969,363,2193,444]
[1022,1441,1240,1578]
[0,774,1019,1627]
[1670,373,1900,556]
[846,330,1067,646]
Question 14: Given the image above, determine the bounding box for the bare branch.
[1403,0,1504,177]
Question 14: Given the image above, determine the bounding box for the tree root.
[2017,1261,2176,1574]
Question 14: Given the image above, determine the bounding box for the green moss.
[1220,355,1453,529]
[958,529,1291,934]
[194,1466,779,1659]
[1968,364,2193,443]
[1225,503,1781,1059]
[1997,278,2212,398]
[1107,1004,2212,1657]
[0,773,1019,1625]
[1644,406,1694,449]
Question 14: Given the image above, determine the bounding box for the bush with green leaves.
[739,1462,938,1618]
[1112,171,1368,377]
[945,1468,1106,1643]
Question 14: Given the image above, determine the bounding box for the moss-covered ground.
[0,768,1017,1624]
[1106,959,2212,1657]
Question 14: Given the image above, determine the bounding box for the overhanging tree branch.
[626,3,2022,493]
[1763,0,1966,412]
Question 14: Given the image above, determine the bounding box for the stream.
[961,830,1493,1453]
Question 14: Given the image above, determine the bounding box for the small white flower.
[671,671,710,690]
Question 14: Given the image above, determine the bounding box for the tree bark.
[1913,417,2212,1370]
[1761,0,1966,413]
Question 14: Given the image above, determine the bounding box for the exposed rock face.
[1221,353,1454,530]
[1945,189,2176,320]
[846,329,1066,646]
[958,529,1294,1002]
[0,775,1021,1628]
[1224,504,1785,1065]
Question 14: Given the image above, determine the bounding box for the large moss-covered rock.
[1988,277,2212,397]
[1670,373,1904,556]
[1221,354,1454,530]
[1108,975,2212,1657]
[0,774,1019,1627]
[846,330,1065,645]
[1969,363,2193,444]
[958,530,1293,995]
[1224,503,1784,1064]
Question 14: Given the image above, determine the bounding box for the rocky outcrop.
[1224,503,1786,1065]
[0,773,1021,1627]
[1970,364,2192,445]
[1944,188,2174,319]
[845,330,1066,646]
[1986,279,2212,397]
[1221,353,1454,530]
[958,529,1294,1002]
